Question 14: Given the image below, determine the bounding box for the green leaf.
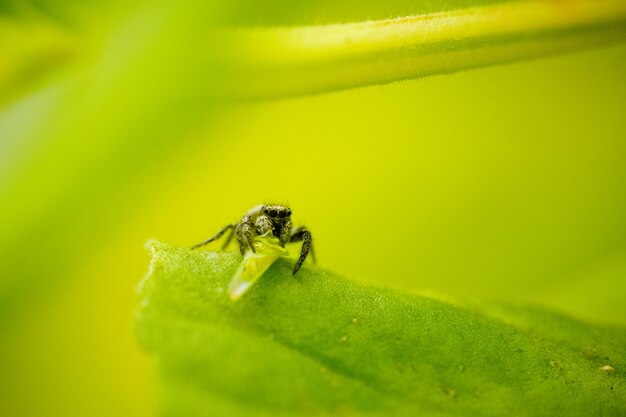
[137,241,626,417]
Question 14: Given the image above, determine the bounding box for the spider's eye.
[278,211,287,218]
[286,210,291,216]
[269,209,278,218]
[264,208,269,214]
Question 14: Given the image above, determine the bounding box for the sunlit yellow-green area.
[1,0,625,416]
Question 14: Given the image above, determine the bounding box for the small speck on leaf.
[443,388,457,399]
[582,347,599,359]
[599,365,615,374]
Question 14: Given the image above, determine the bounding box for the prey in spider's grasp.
[192,204,314,275]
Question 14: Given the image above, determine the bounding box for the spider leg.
[290,226,312,275]
[235,223,245,255]
[220,225,236,250]
[291,226,314,262]
[279,219,293,247]
[191,224,236,249]
[240,221,256,253]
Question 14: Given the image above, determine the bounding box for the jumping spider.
[192,204,313,274]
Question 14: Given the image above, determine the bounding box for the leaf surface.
[137,241,626,417]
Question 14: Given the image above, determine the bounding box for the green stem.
[214,0,626,100]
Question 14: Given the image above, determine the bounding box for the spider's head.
[262,204,291,221]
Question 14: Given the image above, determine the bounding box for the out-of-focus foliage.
[1,0,625,416]
[137,242,626,417]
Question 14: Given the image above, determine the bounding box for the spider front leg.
[290,226,313,275]
[191,224,236,249]
[237,221,256,254]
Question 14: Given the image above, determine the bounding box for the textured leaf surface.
[137,242,626,417]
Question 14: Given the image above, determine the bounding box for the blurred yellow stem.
[3,1,626,102]
[215,0,626,99]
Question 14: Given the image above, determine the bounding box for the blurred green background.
[1,1,625,416]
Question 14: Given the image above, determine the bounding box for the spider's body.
[192,204,313,274]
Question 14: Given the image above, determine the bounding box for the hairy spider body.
[192,204,313,274]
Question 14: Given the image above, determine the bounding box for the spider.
[191,204,313,274]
